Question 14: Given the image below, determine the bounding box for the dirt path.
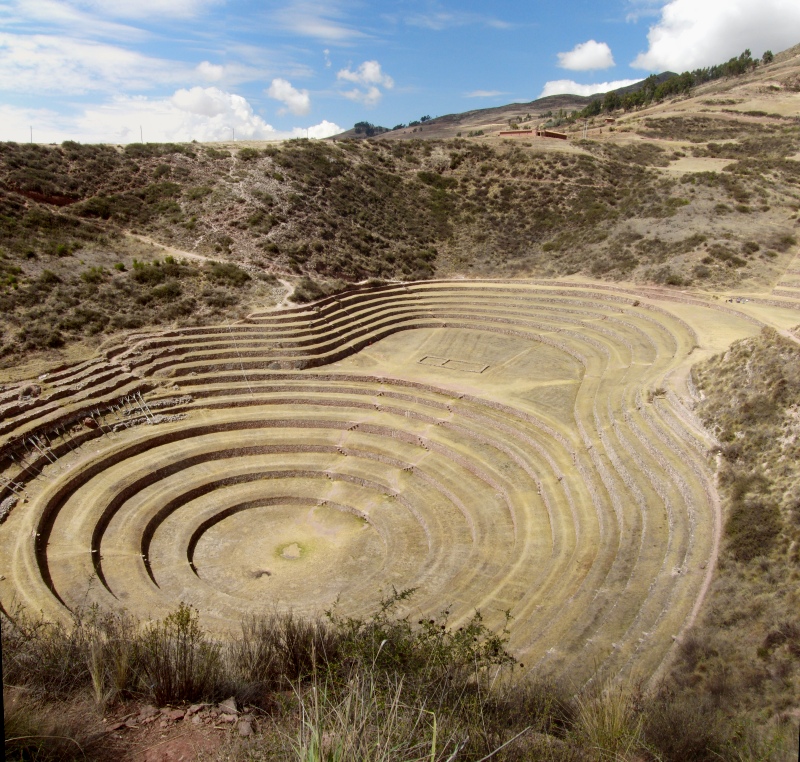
[125,232,215,264]
[126,232,295,305]
[276,279,295,309]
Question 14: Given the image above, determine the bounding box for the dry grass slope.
[670,328,800,725]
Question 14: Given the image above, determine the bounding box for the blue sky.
[0,0,798,143]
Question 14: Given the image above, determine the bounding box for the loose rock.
[217,696,238,715]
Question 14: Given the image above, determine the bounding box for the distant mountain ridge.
[332,72,679,140]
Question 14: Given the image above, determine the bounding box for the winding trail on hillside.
[125,232,216,264]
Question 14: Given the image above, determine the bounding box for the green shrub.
[289,275,327,303]
[4,696,116,762]
[141,603,222,705]
[186,185,213,200]
[38,269,61,285]
[643,689,730,761]
[16,323,64,350]
[773,234,797,252]
[416,171,458,190]
[206,261,250,287]
[202,288,238,308]
[151,279,182,300]
[237,147,260,161]
[59,307,108,334]
[709,245,746,267]
[140,182,182,202]
[80,266,106,284]
[131,259,165,285]
[75,196,113,219]
[725,474,781,561]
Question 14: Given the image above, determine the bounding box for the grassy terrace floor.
[3,279,779,695]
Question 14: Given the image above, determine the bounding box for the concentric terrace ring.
[0,280,720,687]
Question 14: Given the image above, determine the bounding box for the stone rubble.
[107,702,261,739]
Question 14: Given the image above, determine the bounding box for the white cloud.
[341,86,383,106]
[76,0,219,20]
[404,11,511,30]
[0,33,268,97]
[307,120,340,138]
[624,0,665,23]
[632,0,800,71]
[0,33,192,94]
[539,78,642,98]
[171,86,232,117]
[125,87,279,142]
[0,89,341,144]
[195,56,288,87]
[337,60,394,88]
[1,0,145,40]
[557,40,615,71]
[196,61,224,82]
[0,104,64,144]
[267,77,311,116]
[273,1,365,43]
[336,59,393,106]
[465,90,508,98]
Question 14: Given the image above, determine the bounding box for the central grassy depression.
[193,502,384,604]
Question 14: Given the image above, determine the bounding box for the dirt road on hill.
[125,232,216,264]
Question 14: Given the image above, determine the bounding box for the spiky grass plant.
[573,679,644,761]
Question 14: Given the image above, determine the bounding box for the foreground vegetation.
[3,589,791,761]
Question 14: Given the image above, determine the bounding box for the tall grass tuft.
[292,673,445,762]
[224,611,339,704]
[573,679,644,761]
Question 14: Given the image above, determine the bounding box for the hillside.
[0,45,798,374]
